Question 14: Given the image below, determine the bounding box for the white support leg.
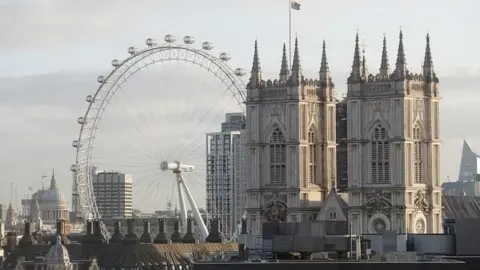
[178,173,209,240]
[175,173,188,234]
[160,161,210,240]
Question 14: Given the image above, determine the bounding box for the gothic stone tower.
[245,39,336,234]
[347,31,442,234]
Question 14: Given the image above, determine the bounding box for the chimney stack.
[170,219,182,243]
[153,218,168,244]
[139,220,152,243]
[19,220,36,247]
[93,220,105,244]
[5,232,17,252]
[123,219,138,244]
[56,219,69,244]
[109,220,123,243]
[205,218,222,243]
[182,218,196,243]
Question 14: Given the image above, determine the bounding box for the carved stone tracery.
[365,190,392,215]
[263,192,287,223]
[414,190,429,214]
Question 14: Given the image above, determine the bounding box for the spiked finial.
[423,33,433,67]
[319,40,334,100]
[320,40,329,73]
[291,37,301,71]
[248,40,262,89]
[393,29,408,79]
[50,169,56,189]
[348,31,362,83]
[279,42,289,81]
[422,33,437,82]
[290,37,302,85]
[379,34,389,77]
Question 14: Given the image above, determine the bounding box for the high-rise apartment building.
[336,99,348,191]
[93,172,133,219]
[206,113,246,239]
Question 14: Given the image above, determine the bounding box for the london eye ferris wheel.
[71,34,247,240]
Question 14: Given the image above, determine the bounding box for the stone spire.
[279,42,290,82]
[290,37,302,86]
[379,34,390,78]
[423,33,436,82]
[348,32,362,83]
[319,40,331,86]
[319,40,334,101]
[50,169,56,189]
[361,38,369,78]
[393,29,408,80]
[247,40,262,89]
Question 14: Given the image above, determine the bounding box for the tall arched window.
[371,124,390,184]
[269,128,287,185]
[413,125,422,183]
[308,127,316,184]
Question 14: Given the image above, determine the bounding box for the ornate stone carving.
[365,191,392,215]
[263,192,287,223]
[414,190,429,214]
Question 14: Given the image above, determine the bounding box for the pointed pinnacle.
[395,29,406,65]
[380,35,389,74]
[251,40,261,73]
[292,37,301,71]
[352,32,361,67]
[320,40,329,72]
[423,33,433,67]
[280,42,289,76]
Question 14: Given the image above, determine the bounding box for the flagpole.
[288,0,292,68]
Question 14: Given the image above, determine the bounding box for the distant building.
[336,99,348,191]
[0,203,8,221]
[30,170,69,226]
[442,140,480,196]
[221,112,246,132]
[93,172,133,219]
[206,113,246,239]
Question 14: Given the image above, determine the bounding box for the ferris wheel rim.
[73,36,247,239]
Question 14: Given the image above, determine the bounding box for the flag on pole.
[291,1,301,10]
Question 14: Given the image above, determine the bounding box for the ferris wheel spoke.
[105,90,163,163]
[168,91,235,160]
[75,35,248,239]
[174,93,238,162]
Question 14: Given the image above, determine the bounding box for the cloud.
[0,67,243,212]
[1,61,479,212]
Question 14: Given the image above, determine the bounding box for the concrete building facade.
[93,172,133,219]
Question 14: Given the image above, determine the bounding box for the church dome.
[45,235,71,265]
[40,170,67,205]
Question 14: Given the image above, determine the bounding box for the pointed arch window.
[308,127,316,184]
[413,125,423,183]
[371,125,390,184]
[269,128,287,185]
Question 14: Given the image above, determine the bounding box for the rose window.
[373,218,387,233]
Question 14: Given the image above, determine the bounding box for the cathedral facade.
[245,39,336,234]
[347,31,442,234]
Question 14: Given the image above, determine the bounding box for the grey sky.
[1,0,479,211]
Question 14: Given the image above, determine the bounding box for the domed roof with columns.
[45,235,72,269]
[30,170,69,225]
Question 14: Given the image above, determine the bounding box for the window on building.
[328,211,337,220]
[269,127,287,185]
[371,124,390,184]
[308,127,316,184]
[413,125,423,183]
